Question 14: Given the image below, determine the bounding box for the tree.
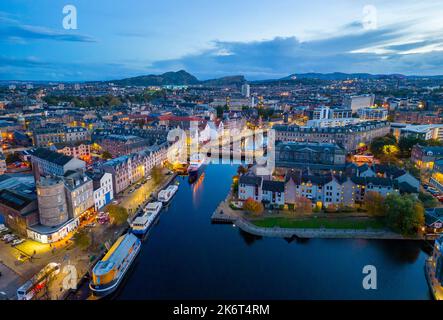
[385,194,424,236]
[216,105,225,119]
[5,153,20,165]
[398,136,425,158]
[243,198,264,216]
[364,191,386,217]
[237,165,248,175]
[369,134,397,158]
[102,151,112,160]
[426,139,443,147]
[151,165,163,185]
[232,175,239,195]
[418,192,438,209]
[73,230,91,250]
[294,196,312,214]
[108,205,129,225]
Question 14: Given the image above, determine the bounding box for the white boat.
[187,153,207,183]
[158,185,179,203]
[131,202,163,235]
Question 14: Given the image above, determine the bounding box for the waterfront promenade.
[65,171,178,300]
[212,196,421,240]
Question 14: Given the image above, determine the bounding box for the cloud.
[144,21,443,79]
[0,15,96,43]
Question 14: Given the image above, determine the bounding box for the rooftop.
[30,147,74,166]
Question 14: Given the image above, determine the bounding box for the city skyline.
[2,0,443,81]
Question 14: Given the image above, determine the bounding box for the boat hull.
[188,163,207,184]
[89,240,141,298]
[131,211,161,236]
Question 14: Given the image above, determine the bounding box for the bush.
[243,198,264,216]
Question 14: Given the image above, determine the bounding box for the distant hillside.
[280,72,407,80]
[110,70,248,87]
[111,70,199,86]
[201,75,246,86]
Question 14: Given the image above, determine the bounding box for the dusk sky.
[2,0,443,81]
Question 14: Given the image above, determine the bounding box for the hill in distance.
[111,70,199,86]
[111,70,246,87]
[108,70,443,87]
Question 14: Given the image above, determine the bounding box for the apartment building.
[273,121,390,151]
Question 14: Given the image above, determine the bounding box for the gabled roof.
[239,174,262,186]
[426,208,443,226]
[398,182,418,194]
[262,180,285,192]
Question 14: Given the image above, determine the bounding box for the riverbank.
[65,171,178,300]
[212,195,423,240]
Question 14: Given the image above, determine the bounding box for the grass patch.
[251,217,386,230]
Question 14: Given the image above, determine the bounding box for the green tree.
[369,134,397,158]
[216,105,226,118]
[151,165,163,185]
[364,191,386,217]
[108,205,129,225]
[73,230,91,250]
[385,194,424,236]
[102,151,113,160]
[5,153,20,165]
[425,139,443,147]
[398,136,425,158]
[418,192,438,208]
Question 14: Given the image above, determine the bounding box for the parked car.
[5,236,17,243]
[2,234,13,241]
[146,175,152,180]
[11,239,25,247]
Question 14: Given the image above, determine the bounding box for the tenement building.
[275,142,346,172]
[273,121,390,151]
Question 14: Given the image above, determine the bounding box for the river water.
[115,164,432,300]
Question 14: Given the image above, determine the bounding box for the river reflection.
[115,164,431,300]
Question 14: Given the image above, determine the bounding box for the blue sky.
[1,0,443,81]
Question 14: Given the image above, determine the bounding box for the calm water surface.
[116,165,431,300]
